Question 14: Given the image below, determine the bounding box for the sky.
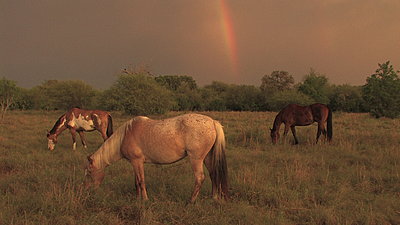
[1,0,400,89]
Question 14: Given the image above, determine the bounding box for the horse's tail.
[327,106,333,142]
[106,114,113,138]
[210,121,229,200]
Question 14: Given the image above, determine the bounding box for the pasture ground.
[0,111,399,225]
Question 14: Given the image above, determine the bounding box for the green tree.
[362,61,400,118]
[225,85,263,111]
[0,78,18,120]
[297,69,331,104]
[329,84,365,112]
[266,89,314,111]
[30,80,97,110]
[200,81,230,111]
[172,84,203,111]
[155,75,202,111]
[155,75,197,91]
[54,80,97,110]
[260,71,294,95]
[101,73,175,115]
[10,87,34,110]
[30,80,59,110]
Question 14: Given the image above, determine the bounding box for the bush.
[100,73,176,115]
[362,61,400,118]
[329,85,366,112]
[155,75,202,111]
[266,90,314,111]
[10,88,34,110]
[297,69,331,104]
[30,80,97,110]
[200,81,230,111]
[225,85,263,111]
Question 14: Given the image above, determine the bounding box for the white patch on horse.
[93,114,101,125]
[70,113,95,131]
[48,139,55,151]
[58,117,66,129]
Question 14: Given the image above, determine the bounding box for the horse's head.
[84,155,105,189]
[47,132,57,151]
[270,128,280,144]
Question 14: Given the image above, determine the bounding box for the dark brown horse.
[47,108,113,151]
[270,103,332,144]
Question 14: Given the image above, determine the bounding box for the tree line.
[1,61,400,118]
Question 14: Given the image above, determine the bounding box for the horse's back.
[65,108,111,131]
[277,104,313,125]
[178,114,217,149]
[125,113,217,164]
[282,103,328,123]
[138,113,216,144]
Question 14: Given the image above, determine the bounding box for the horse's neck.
[92,120,131,170]
[50,115,67,136]
[55,124,67,136]
[93,144,123,170]
[272,115,282,132]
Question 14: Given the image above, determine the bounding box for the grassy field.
[0,110,399,225]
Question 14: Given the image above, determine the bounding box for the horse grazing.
[270,103,332,144]
[84,113,229,203]
[47,108,113,151]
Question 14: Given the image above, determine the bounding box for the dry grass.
[0,110,399,225]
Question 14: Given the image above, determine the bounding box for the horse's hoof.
[185,200,195,206]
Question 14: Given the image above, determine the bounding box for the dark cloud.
[1,0,399,88]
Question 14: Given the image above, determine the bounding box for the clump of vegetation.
[362,61,400,118]
[99,73,176,115]
[2,61,400,118]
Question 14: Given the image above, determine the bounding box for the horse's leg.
[283,124,290,143]
[290,126,299,145]
[78,131,87,149]
[316,122,323,143]
[70,129,77,150]
[99,129,108,141]
[130,159,148,200]
[134,176,141,198]
[189,158,205,203]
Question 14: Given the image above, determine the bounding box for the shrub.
[100,73,176,115]
[266,89,314,111]
[362,61,400,118]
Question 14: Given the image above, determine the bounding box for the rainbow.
[219,0,239,76]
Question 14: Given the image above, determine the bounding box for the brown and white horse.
[47,108,113,151]
[270,103,332,144]
[84,113,229,203]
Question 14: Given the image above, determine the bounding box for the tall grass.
[0,111,399,224]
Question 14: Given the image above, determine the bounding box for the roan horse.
[47,108,113,151]
[270,103,332,144]
[84,113,229,203]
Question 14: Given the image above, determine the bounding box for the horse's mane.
[92,119,134,169]
[49,114,66,134]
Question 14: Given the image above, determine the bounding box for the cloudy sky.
[1,0,400,88]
